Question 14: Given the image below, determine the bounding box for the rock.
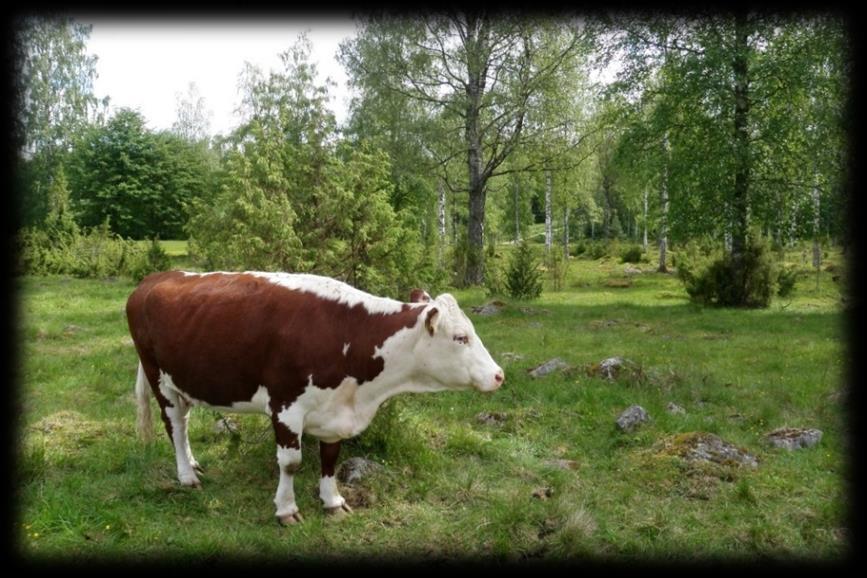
[666,402,686,415]
[528,358,570,378]
[765,427,823,450]
[476,411,508,426]
[471,301,506,316]
[616,405,650,432]
[591,356,640,380]
[657,432,758,468]
[624,265,643,275]
[337,457,384,485]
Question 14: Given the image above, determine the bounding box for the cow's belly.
[160,372,272,415]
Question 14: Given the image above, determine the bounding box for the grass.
[14,244,849,562]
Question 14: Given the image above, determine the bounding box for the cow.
[126,271,505,525]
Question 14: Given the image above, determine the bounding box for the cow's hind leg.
[151,368,202,488]
[271,408,303,525]
[319,441,352,519]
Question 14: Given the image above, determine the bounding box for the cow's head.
[410,290,504,392]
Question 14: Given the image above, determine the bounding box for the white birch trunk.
[642,186,649,253]
[658,132,670,273]
[545,171,553,254]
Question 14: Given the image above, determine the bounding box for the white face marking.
[343,342,351,356]
[249,272,406,315]
[413,294,504,392]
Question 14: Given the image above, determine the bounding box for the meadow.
[15,242,848,563]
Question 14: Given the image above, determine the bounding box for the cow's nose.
[494,371,505,386]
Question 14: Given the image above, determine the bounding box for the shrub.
[126,237,172,283]
[776,265,798,298]
[678,234,777,308]
[546,247,568,291]
[620,245,643,264]
[505,240,543,300]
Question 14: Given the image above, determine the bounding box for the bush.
[546,247,568,291]
[505,240,543,300]
[16,221,162,281]
[776,265,798,298]
[620,245,643,264]
[678,234,777,308]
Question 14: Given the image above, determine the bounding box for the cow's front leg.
[271,410,303,525]
[319,440,352,519]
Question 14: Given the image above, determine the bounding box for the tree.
[341,14,594,286]
[172,81,213,143]
[13,15,107,227]
[69,108,213,239]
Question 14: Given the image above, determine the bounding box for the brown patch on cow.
[410,288,431,303]
[126,272,426,412]
[271,416,300,450]
[319,440,342,477]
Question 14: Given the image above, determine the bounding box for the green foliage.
[776,265,799,298]
[678,234,778,308]
[546,247,569,291]
[126,237,172,283]
[68,109,215,239]
[620,245,644,264]
[505,240,543,300]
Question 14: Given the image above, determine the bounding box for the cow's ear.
[424,307,440,336]
[410,288,431,303]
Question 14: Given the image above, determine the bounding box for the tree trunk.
[438,178,446,265]
[812,170,821,290]
[463,18,487,287]
[514,178,521,243]
[544,170,553,254]
[642,186,649,253]
[563,205,569,258]
[731,13,751,261]
[658,131,670,273]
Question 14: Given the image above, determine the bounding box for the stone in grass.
[527,358,570,378]
[666,402,687,415]
[337,457,385,485]
[588,356,640,381]
[765,427,823,450]
[470,301,506,316]
[657,432,758,468]
[616,405,651,432]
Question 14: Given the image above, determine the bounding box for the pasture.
[15,245,848,562]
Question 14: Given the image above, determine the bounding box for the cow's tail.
[135,361,155,443]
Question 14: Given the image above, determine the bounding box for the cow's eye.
[453,335,469,345]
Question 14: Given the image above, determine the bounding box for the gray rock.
[616,405,650,432]
[528,358,569,378]
[598,357,632,380]
[666,402,686,415]
[337,457,384,485]
[471,301,506,316]
[766,427,823,450]
[659,432,758,468]
[624,265,643,275]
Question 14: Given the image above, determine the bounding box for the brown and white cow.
[126,271,504,524]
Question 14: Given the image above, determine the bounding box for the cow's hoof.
[277,512,304,526]
[180,476,202,489]
[324,503,353,520]
[192,462,205,475]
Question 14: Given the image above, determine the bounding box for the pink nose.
[494,371,505,386]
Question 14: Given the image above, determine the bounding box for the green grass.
[15,247,848,562]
